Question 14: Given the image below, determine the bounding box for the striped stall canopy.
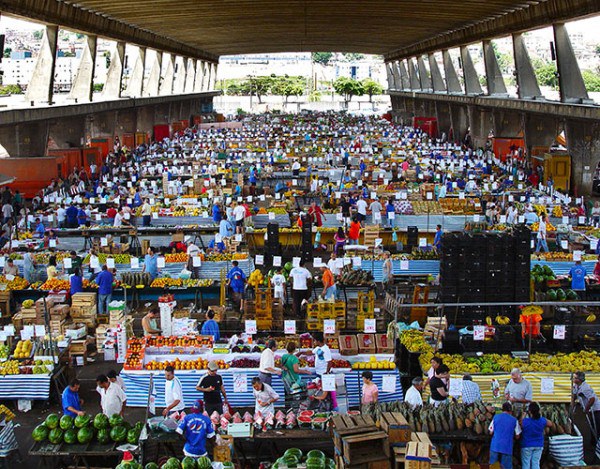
[0,374,51,400]
[121,369,403,408]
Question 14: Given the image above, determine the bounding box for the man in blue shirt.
[200,310,220,341]
[489,402,521,469]
[66,203,78,228]
[569,260,587,299]
[35,218,45,238]
[433,225,443,250]
[96,265,114,315]
[176,400,215,458]
[227,261,246,309]
[212,203,222,224]
[207,239,226,253]
[62,379,85,417]
[219,215,235,239]
[143,247,159,280]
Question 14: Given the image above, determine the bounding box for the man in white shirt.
[270,269,286,301]
[96,374,127,417]
[163,366,186,416]
[404,377,424,409]
[258,340,281,385]
[311,332,332,377]
[233,203,246,234]
[327,253,342,276]
[356,197,368,222]
[57,205,67,228]
[113,210,130,227]
[289,260,312,317]
[369,198,382,223]
[536,215,548,253]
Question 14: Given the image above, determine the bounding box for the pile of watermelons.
[531,264,556,290]
[32,412,143,447]
[546,288,578,301]
[272,448,335,469]
[138,456,229,469]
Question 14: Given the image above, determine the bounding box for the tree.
[272,76,305,103]
[246,75,274,104]
[362,78,383,102]
[343,53,364,61]
[534,62,558,89]
[0,84,23,95]
[3,48,11,59]
[32,30,44,40]
[333,77,364,106]
[312,52,333,66]
[93,83,104,92]
[582,70,600,92]
[103,50,111,69]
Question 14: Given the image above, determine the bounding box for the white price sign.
[364,318,376,333]
[321,374,336,392]
[381,375,396,393]
[245,320,257,335]
[157,257,166,268]
[255,255,264,265]
[553,325,566,340]
[284,320,296,334]
[473,325,486,341]
[540,377,555,394]
[273,256,282,267]
[400,260,409,271]
[131,258,140,269]
[323,320,336,334]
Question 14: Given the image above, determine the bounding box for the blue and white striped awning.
[0,374,50,400]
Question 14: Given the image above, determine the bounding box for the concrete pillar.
[566,120,600,195]
[48,115,86,148]
[184,58,196,94]
[69,34,97,102]
[25,25,58,104]
[483,40,508,96]
[194,61,205,93]
[512,33,543,100]
[449,104,469,142]
[493,110,525,138]
[125,46,146,98]
[523,114,560,162]
[553,24,592,104]
[460,46,483,96]
[136,105,155,134]
[159,53,175,96]
[172,56,186,95]
[428,54,446,93]
[408,59,421,91]
[145,51,162,97]
[211,63,218,90]
[435,101,452,137]
[0,122,49,157]
[417,56,432,91]
[102,41,125,100]
[205,63,214,91]
[397,61,410,90]
[442,50,462,94]
[385,63,395,90]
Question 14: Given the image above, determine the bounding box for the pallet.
[342,431,390,466]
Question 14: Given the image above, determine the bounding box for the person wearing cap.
[572,371,600,434]
[196,361,228,415]
[258,340,281,385]
[404,377,424,409]
[176,400,215,459]
[252,376,280,416]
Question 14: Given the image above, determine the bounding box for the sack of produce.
[549,433,584,466]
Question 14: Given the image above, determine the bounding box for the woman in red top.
[348,217,361,245]
[308,202,326,227]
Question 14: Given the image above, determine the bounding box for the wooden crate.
[380,412,411,447]
[403,442,432,469]
[72,293,97,306]
[342,431,390,466]
[331,414,379,454]
[0,291,11,316]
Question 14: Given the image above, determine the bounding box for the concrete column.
[553,24,591,104]
[417,56,432,91]
[102,41,125,100]
[159,53,175,96]
[184,58,196,93]
[194,61,205,93]
[492,110,525,138]
[460,46,483,96]
[428,54,446,93]
[390,62,401,90]
[125,46,146,98]
[435,101,452,137]
[210,63,218,90]
[566,120,600,195]
[385,63,395,90]
[407,58,421,91]
[397,61,410,90]
[204,63,213,91]
[442,50,462,94]
[144,51,162,97]
[25,25,58,104]
[483,40,508,96]
[172,56,186,95]
[512,33,543,100]
[69,34,97,102]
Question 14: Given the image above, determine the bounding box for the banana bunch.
[495,315,511,325]
[552,205,563,218]
[586,314,597,323]
[248,269,264,288]
[485,316,493,326]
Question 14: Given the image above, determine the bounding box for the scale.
[510,351,530,361]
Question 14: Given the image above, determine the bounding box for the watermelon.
[110,425,127,442]
[60,414,74,430]
[145,464,159,469]
[299,410,315,418]
[311,417,328,431]
[284,448,303,460]
[127,428,141,445]
[48,428,64,444]
[222,463,234,469]
[93,413,109,430]
[32,424,49,442]
[74,414,91,428]
[546,289,557,301]
[181,457,197,469]
[282,455,298,468]
[195,457,211,469]
[77,426,94,444]
[45,413,60,429]
[284,261,293,272]
[63,429,77,444]
[307,450,326,460]
[162,458,181,469]
[556,288,566,301]
[567,289,578,300]
[97,428,111,444]
[109,414,125,427]
[297,416,312,428]
[306,459,325,469]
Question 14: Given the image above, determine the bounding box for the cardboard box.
[357,334,377,354]
[35,297,55,314]
[339,335,359,356]
[171,233,185,243]
[375,334,394,354]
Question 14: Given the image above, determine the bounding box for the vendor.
[195,361,228,415]
[62,378,85,417]
[572,371,600,434]
[176,400,215,459]
[67,250,83,275]
[207,238,226,254]
[143,247,159,281]
[163,366,186,416]
[2,259,18,277]
[307,378,333,412]
[424,356,443,386]
[504,368,533,407]
[404,377,424,408]
[70,268,84,296]
[361,371,379,406]
[96,374,127,417]
[258,339,281,385]
[429,364,450,407]
[569,259,587,300]
[281,341,311,396]
[142,309,161,336]
[252,376,280,415]
[200,310,220,341]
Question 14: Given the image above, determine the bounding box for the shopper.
[289,260,312,318]
[382,251,393,288]
[521,402,553,469]
[308,201,326,227]
[535,215,549,253]
[348,217,361,245]
[270,268,286,302]
[226,260,246,309]
[163,365,185,416]
[46,255,62,280]
[143,247,159,281]
[96,374,127,417]
[333,227,346,255]
[22,249,36,284]
[142,309,161,336]
[461,374,482,404]
[433,224,443,249]
[200,310,220,341]
[96,265,114,316]
[569,259,587,300]
[505,368,533,407]
[258,339,281,385]
[62,378,85,417]
[404,377,424,409]
[252,376,280,416]
[141,199,152,227]
[572,371,600,433]
[429,364,450,407]
[69,268,84,296]
[176,399,215,459]
[107,369,126,391]
[320,264,336,300]
[425,356,443,386]
[196,361,228,415]
[280,342,310,396]
[489,402,521,469]
[361,371,379,405]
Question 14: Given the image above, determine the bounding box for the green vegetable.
[32,424,49,442]
[48,428,64,444]
[59,414,74,430]
[77,426,93,444]
[45,413,60,429]
[93,413,109,430]
[110,425,127,442]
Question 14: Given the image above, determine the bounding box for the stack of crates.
[306,302,346,331]
[356,291,375,330]
[255,289,273,330]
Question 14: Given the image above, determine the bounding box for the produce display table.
[28,439,122,468]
